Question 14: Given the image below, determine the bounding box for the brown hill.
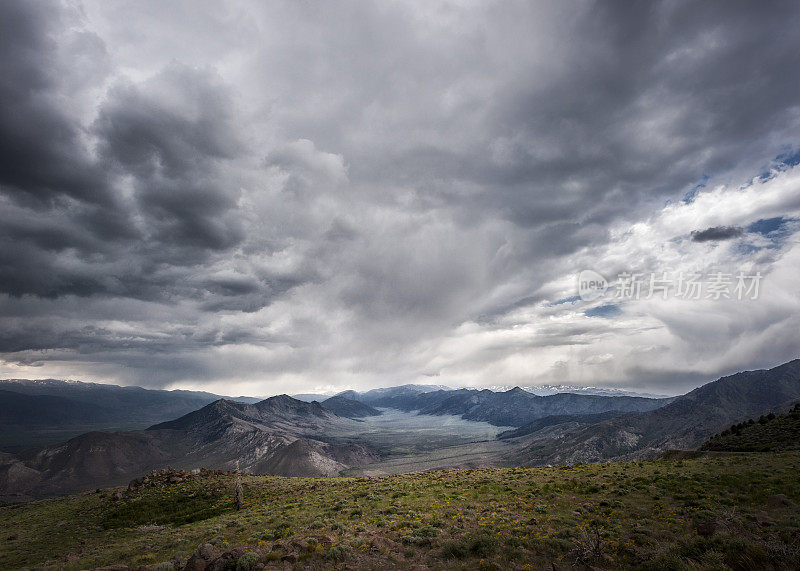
[0,395,375,503]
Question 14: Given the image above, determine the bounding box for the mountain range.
[0,395,376,503]
[506,359,800,465]
[0,379,260,452]
[2,359,800,504]
[320,394,382,418]
[338,385,671,426]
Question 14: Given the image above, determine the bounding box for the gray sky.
[1,0,800,397]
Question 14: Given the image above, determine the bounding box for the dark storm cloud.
[0,2,111,208]
[94,64,245,254]
[1,0,800,392]
[0,2,255,303]
[691,226,745,242]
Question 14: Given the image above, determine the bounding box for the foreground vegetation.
[1,453,799,570]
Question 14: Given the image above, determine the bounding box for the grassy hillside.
[701,403,800,452]
[1,453,799,570]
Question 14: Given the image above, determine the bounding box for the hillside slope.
[1,453,797,570]
[700,402,800,452]
[0,396,375,502]
[497,410,624,439]
[321,395,382,418]
[419,388,670,426]
[512,359,800,465]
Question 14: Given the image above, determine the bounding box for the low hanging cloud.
[690,226,745,242]
[1,0,800,396]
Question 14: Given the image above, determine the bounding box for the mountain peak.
[322,394,382,418]
[335,390,361,401]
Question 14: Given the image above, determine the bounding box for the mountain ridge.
[321,395,382,418]
[0,379,260,452]
[0,394,374,502]
[346,385,672,427]
[510,359,800,465]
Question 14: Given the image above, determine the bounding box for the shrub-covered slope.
[1,452,798,570]
[701,403,800,452]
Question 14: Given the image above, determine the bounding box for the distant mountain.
[417,387,670,426]
[0,395,376,502]
[700,402,800,452]
[347,385,670,427]
[357,386,458,410]
[0,379,260,451]
[351,384,451,404]
[521,385,671,399]
[321,395,382,418]
[291,385,447,405]
[148,394,336,433]
[0,389,112,426]
[512,359,800,465]
[497,410,625,439]
[290,393,332,402]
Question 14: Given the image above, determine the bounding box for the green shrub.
[414,525,439,538]
[325,545,350,560]
[102,488,230,528]
[440,530,498,559]
[235,552,259,571]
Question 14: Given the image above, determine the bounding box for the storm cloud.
[691,226,744,242]
[1,0,800,396]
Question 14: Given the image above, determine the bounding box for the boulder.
[290,539,309,551]
[696,519,718,537]
[756,512,775,526]
[183,556,207,571]
[767,494,791,508]
[196,543,220,561]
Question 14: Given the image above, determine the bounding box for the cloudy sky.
[1,0,800,397]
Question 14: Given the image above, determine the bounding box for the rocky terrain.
[507,359,800,465]
[0,396,377,503]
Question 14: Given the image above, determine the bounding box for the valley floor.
[335,408,516,475]
[1,452,799,570]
